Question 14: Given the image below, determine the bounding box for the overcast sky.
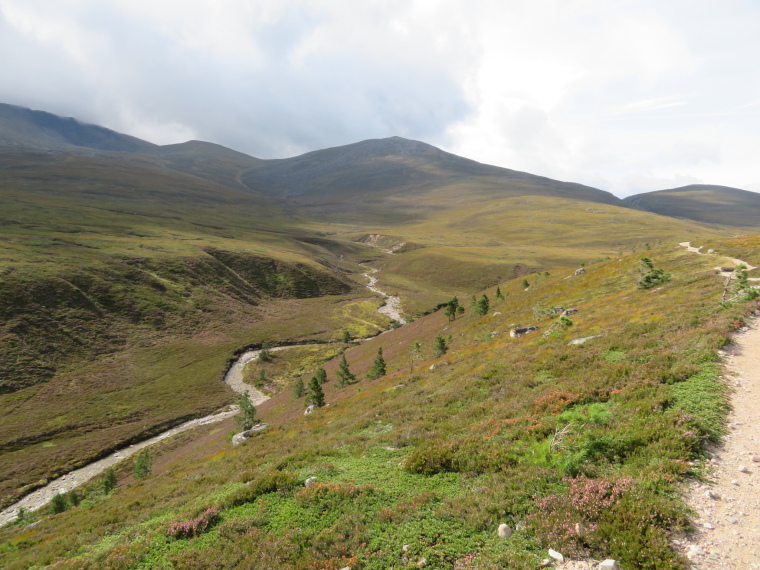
[1,0,759,196]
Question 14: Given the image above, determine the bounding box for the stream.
[0,264,404,526]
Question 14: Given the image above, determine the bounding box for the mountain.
[241,136,626,212]
[0,102,157,152]
[624,184,760,228]
[1,102,757,569]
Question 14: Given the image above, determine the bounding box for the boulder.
[574,268,586,275]
[231,423,268,446]
[304,405,316,415]
[305,477,317,487]
[497,523,512,538]
[599,561,620,570]
[708,249,716,254]
[562,308,579,315]
[548,549,564,563]
[510,326,539,338]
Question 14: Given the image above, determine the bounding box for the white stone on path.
[548,549,564,563]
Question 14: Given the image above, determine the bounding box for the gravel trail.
[677,242,760,568]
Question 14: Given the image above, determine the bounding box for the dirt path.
[676,242,760,567]
[1,265,407,525]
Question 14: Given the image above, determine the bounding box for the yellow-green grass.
[242,344,347,395]
[5,239,755,569]
[304,194,733,314]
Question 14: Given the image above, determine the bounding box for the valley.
[1,103,760,568]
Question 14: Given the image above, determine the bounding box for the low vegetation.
[1,239,755,569]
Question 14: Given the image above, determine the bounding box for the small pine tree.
[495,286,504,300]
[521,278,530,288]
[51,493,67,514]
[368,347,387,379]
[314,367,328,385]
[293,376,305,398]
[307,375,326,407]
[134,449,152,480]
[475,294,490,316]
[68,489,81,507]
[434,335,448,357]
[470,295,477,308]
[409,341,423,371]
[637,257,671,290]
[51,492,67,514]
[102,468,117,493]
[456,305,465,317]
[236,391,257,431]
[258,342,271,362]
[444,296,460,321]
[336,354,356,387]
[16,507,28,523]
[257,369,266,384]
[341,329,352,343]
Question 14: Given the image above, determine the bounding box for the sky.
[1,0,759,197]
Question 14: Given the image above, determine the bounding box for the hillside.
[0,104,749,564]
[2,238,758,569]
[624,184,760,228]
[0,103,157,152]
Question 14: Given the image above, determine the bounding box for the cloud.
[0,0,758,195]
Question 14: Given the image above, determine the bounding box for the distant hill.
[241,136,626,213]
[624,184,760,228]
[0,103,157,152]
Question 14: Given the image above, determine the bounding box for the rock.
[540,560,553,568]
[510,326,539,338]
[732,479,740,486]
[417,557,427,567]
[305,477,317,487]
[304,405,316,415]
[548,549,564,563]
[708,249,716,254]
[568,336,598,346]
[739,465,750,473]
[706,490,720,500]
[515,520,525,531]
[721,267,735,273]
[752,455,760,463]
[493,312,502,316]
[574,522,587,536]
[497,523,512,538]
[231,432,249,446]
[686,545,703,560]
[703,522,715,529]
[402,544,410,552]
[575,268,586,275]
[727,517,738,524]
[562,308,579,315]
[339,567,351,570]
[599,561,620,570]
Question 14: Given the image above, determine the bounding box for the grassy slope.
[308,193,731,314]
[0,150,395,507]
[4,239,757,569]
